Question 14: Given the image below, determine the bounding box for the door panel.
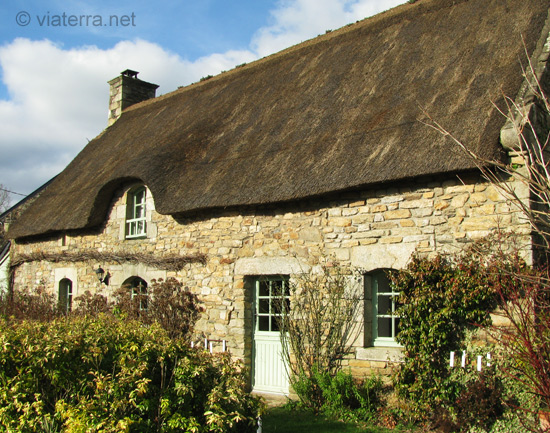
[252,277,289,394]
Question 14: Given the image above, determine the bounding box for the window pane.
[135,189,145,205]
[136,281,147,295]
[59,286,67,311]
[259,299,270,314]
[370,270,401,344]
[378,317,392,338]
[126,188,147,238]
[58,279,73,313]
[273,297,290,315]
[258,315,269,331]
[272,280,288,297]
[378,295,391,316]
[255,278,289,333]
[259,281,269,297]
[129,278,148,310]
[67,281,73,312]
[377,273,391,292]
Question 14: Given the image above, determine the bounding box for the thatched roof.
[8,0,550,240]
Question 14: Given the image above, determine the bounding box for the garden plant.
[276,264,384,423]
[0,279,262,432]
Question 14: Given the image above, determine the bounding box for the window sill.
[125,235,147,240]
[356,347,404,363]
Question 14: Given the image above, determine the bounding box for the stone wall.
[11,172,531,377]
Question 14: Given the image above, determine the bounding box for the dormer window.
[126,186,147,239]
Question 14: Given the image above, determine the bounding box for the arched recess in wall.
[58,278,73,313]
[54,267,78,312]
[87,177,149,228]
[122,276,149,311]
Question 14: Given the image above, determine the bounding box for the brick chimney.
[108,69,159,126]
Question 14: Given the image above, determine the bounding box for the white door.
[252,277,290,394]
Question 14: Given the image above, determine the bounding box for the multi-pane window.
[126,187,147,238]
[366,270,400,346]
[58,278,73,313]
[254,277,290,332]
[129,277,148,311]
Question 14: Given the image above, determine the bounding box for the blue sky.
[0,0,406,206]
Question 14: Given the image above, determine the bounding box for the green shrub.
[391,239,544,430]
[452,368,505,432]
[444,338,540,433]
[391,252,498,418]
[291,369,383,423]
[0,315,262,432]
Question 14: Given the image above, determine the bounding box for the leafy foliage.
[441,336,540,433]
[290,369,383,423]
[72,290,112,316]
[0,315,262,432]
[460,234,550,423]
[452,368,505,431]
[391,251,498,418]
[391,235,550,431]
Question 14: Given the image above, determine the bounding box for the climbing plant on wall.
[391,248,499,418]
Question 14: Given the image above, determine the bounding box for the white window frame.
[254,276,290,334]
[366,270,401,347]
[126,187,147,239]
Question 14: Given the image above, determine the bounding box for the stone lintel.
[234,257,309,276]
[356,347,404,363]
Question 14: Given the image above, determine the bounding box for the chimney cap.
[121,69,139,79]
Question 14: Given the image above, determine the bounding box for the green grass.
[261,406,410,433]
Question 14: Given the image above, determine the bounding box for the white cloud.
[0,0,406,197]
[251,0,406,56]
[0,38,256,196]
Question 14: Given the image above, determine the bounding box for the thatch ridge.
[8,0,550,239]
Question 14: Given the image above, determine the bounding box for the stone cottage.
[5,0,550,395]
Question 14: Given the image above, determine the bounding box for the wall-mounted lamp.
[94,266,110,285]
